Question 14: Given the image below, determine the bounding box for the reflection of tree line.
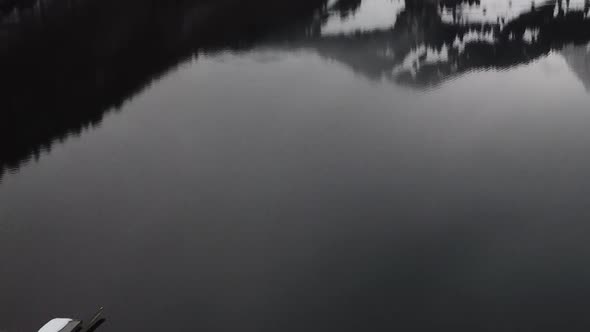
[405,0,590,86]
[294,0,590,88]
[2,0,590,179]
[0,0,330,179]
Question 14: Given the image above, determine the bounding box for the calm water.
[3,0,590,331]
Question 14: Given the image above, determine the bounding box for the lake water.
[3,0,590,331]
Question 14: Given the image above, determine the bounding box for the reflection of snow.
[552,0,590,16]
[394,44,450,76]
[440,0,550,25]
[322,0,405,35]
[452,30,496,53]
[562,42,590,91]
[440,0,590,25]
[523,28,540,43]
[307,0,590,89]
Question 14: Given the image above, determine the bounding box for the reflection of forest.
[292,0,590,88]
[2,0,590,179]
[0,0,330,179]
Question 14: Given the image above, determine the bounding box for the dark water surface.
[3,0,590,331]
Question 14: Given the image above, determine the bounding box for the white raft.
[37,308,104,332]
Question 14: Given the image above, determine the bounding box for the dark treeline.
[0,0,330,179]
